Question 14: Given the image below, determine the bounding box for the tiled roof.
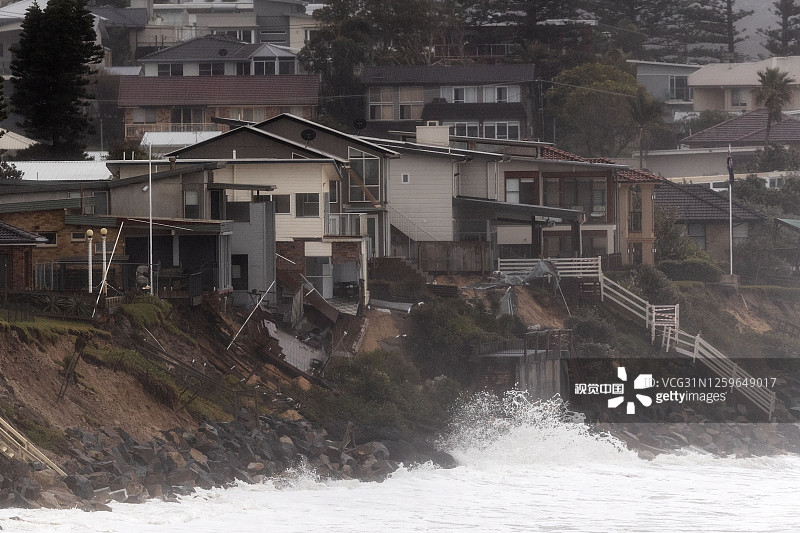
[0,220,46,245]
[360,63,536,85]
[682,108,800,147]
[616,167,663,183]
[654,181,763,222]
[539,146,587,161]
[118,75,320,107]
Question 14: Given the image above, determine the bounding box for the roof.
[775,218,800,234]
[139,35,295,62]
[141,131,223,149]
[689,56,800,87]
[654,181,763,222]
[118,75,320,107]
[0,220,47,245]
[90,7,147,27]
[255,114,400,156]
[682,109,800,147]
[15,160,112,181]
[587,158,663,183]
[360,63,536,85]
[0,129,37,151]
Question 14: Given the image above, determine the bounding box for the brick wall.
[0,248,32,289]
[332,241,360,264]
[276,241,305,274]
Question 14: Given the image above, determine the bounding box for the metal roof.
[14,160,111,181]
[775,218,800,233]
[689,56,800,87]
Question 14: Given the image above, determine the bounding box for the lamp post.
[148,142,153,296]
[86,229,94,293]
[100,228,108,296]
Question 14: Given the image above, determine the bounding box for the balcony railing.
[433,43,522,59]
[327,213,367,237]
[125,123,229,139]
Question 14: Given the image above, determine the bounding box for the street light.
[148,142,153,296]
[100,227,108,296]
[86,229,94,293]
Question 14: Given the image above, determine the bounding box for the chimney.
[169,156,176,170]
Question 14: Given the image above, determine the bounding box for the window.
[446,122,479,137]
[505,177,536,204]
[687,223,706,249]
[171,107,203,124]
[296,193,319,217]
[369,87,393,120]
[629,185,642,232]
[731,88,748,108]
[348,149,380,202]
[329,181,339,203]
[132,108,157,123]
[304,29,318,43]
[253,57,276,75]
[278,58,295,75]
[231,254,248,290]
[184,190,199,219]
[230,107,265,122]
[669,75,691,101]
[199,62,224,76]
[94,191,109,215]
[401,173,410,184]
[543,178,560,207]
[399,86,423,120]
[157,63,183,77]
[214,29,252,42]
[236,62,250,76]
[484,121,520,140]
[270,194,291,214]
[71,232,87,241]
[38,231,57,247]
[484,85,521,103]
[445,86,477,103]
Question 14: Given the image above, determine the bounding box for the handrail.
[387,203,440,242]
[0,416,66,476]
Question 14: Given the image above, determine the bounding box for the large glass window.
[348,148,380,202]
[132,108,157,123]
[369,87,393,120]
[278,58,295,75]
[399,86,423,120]
[505,177,536,205]
[253,57,276,75]
[171,107,203,125]
[446,122,479,137]
[443,86,477,103]
[184,190,199,219]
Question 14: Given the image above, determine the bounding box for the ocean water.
[2,393,798,533]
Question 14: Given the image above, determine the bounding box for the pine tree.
[758,0,800,56]
[0,77,22,180]
[10,0,103,160]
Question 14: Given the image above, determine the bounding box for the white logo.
[608,367,654,414]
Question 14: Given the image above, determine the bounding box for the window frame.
[295,193,320,217]
[348,148,381,202]
[368,87,393,121]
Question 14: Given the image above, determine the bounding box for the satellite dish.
[353,119,367,131]
[301,129,316,142]
[218,48,228,56]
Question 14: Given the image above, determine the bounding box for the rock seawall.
[0,416,455,511]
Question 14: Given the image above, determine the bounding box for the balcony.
[327,213,367,237]
[125,122,229,140]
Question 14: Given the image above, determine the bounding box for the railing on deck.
[497,256,601,278]
[327,213,367,236]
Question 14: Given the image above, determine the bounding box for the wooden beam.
[346,167,381,207]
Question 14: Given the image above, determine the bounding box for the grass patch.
[4,318,108,345]
[0,399,69,454]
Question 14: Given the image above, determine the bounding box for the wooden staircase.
[0,417,66,476]
[497,257,777,419]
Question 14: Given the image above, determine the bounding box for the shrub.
[627,264,681,304]
[658,258,723,282]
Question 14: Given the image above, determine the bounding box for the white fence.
[497,257,601,278]
[664,329,776,418]
[496,256,775,419]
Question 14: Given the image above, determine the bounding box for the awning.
[453,196,582,223]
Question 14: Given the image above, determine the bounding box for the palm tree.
[753,67,796,147]
[629,87,665,169]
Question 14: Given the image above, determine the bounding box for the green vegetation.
[658,258,724,282]
[303,350,460,429]
[0,399,69,453]
[83,347,179,406]
[0,317,106,345]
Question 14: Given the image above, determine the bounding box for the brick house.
[0,220,47,290]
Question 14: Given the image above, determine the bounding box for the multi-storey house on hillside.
[359,63,536,140]
[119,35,319,141]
